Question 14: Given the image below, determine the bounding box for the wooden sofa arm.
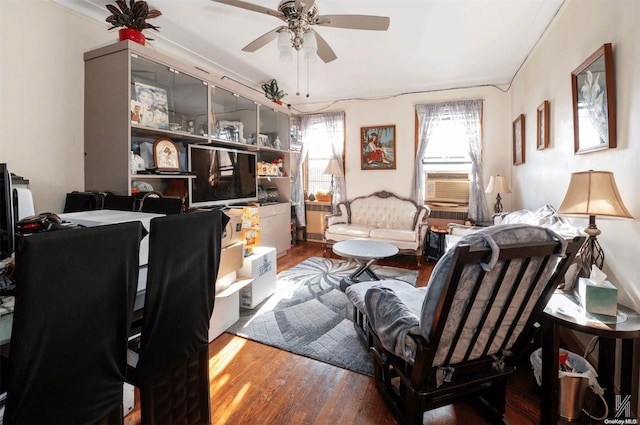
[324,201,350,227]
[324,212,346,228]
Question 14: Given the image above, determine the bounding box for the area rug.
[226,256,419,376]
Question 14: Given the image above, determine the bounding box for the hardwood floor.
[125,242,543,425]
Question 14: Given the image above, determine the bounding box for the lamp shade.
[558,170,633,219]
[323,159,344,176]
[485,175,511,194]
[277,29,291,52]
[303,30,318,53]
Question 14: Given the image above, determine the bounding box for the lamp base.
[579,235,604,271]
[578,215,604,271]
[493,193,503,214]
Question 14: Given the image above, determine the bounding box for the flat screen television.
[188,144,258,208]
[0,163,15,260]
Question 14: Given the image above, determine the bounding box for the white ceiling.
[56,0,565,107]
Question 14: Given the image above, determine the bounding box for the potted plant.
[262,79,287,105]
[315,190,331,202]
[105,0,162,46]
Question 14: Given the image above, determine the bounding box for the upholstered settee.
[323,191,430,262]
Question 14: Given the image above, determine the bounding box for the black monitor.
[188,145,258,208]
[0,163,16,260]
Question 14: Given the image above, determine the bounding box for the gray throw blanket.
[365,286,421,363]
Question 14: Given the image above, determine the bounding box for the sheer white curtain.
[412,100,491,222]
[291,112,345,226]
[291,115,313,227]
[412,103,447,204]
[322,112,346,211]
[449,100,491,222]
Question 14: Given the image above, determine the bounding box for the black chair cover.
[138,197,183,215]
[4,222,144,425]
[129,210,228,425]
[104,194,136,212]
[134,210,228,384]
[62,191,104,213]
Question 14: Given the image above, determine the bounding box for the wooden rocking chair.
[361,224,584,424]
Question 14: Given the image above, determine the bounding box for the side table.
[540,292,640,423]
[425,227,448,262]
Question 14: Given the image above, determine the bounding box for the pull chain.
[306,59,310,98]
[296,51,301,96]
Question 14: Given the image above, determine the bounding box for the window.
[422,116,472,174]
[301,117,344,196]
[415,100,488,221]
[421,116,472,204]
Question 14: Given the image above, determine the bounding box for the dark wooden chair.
[4,222,144,424]
[126,211,228,425]
[359,224,584,424]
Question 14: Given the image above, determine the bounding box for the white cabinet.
[258,203,291,256]
[84,41,293,253]
[83,41,293,207]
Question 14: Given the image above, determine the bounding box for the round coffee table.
[332,240,399,291]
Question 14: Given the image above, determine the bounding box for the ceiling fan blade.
[241,28,280,52]
[211,0,283,20]
[315,14,390,31]
[313,31,337,63]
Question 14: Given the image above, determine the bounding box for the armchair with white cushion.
[345,224,585,424]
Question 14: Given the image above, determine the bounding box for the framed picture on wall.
[537,100,550,150]
[361,125,396,170]
[513,114,525,165]
[571,43,616,154]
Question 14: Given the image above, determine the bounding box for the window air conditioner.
[425,172,470,204]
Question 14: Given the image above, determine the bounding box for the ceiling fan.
[211,0,390,63]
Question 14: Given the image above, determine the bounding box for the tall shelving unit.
[84,40,293,255]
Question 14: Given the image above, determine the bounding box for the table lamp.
[323,159,344,196]
[558,170,633,270]
[485,175,511,213]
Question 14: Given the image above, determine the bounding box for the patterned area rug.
[226,256,418,376]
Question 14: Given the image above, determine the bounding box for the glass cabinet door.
[258,104,289,151]
[210,86,257,145]
[130,54,208,135]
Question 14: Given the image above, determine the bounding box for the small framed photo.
[153,137,180,171]
[361,125,396,170]
[132,79,170,130]
[537,100,550,150]
[513,114,525,165]
[257,134,270,147]
[571,43,616,154]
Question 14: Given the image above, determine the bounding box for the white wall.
[0,0,112,213]
[510,0,640,311]
[296,87,512,208]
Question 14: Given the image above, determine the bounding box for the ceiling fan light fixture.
[212,0,389,64]
[304,51,318,63]
[277,28,291,52]
[280,49,293,62]
[302,30,317,53]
